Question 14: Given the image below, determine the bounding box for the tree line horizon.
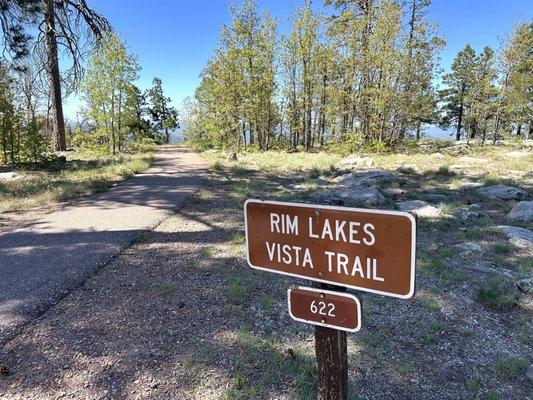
[0,0,531,166]
[183,0,531,152]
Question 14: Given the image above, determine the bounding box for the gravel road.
[0,147,207,345]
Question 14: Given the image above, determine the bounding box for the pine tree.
[439,44,477,141]
[146,77,179,144]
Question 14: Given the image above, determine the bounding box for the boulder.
[455,242,483,252]
[308,190,343,206]
[516,277,533,295]
[476,185,528,201]
[397,200,442,218]
[338,156,373,168]
[495,225,533,249]
[334,170,397,187]
[469,261,513,278]
[396,165,419,174]
[507,201,533,223]
[457,210,480,221]
[0,172,21,181]
[338,186,386,206]
[527,364,533,384]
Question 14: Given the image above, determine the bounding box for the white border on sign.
[244,198,416,299]
[287,286,362,333]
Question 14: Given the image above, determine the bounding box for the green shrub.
[476,277,517,310]
[493,357,528,379]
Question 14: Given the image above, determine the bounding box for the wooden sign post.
[244,199,416,399]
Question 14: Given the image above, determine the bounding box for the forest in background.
[182,0,532,152]
[0,0,178,166]
[0,0,531,167]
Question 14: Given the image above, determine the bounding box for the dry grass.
[0,151,153,213]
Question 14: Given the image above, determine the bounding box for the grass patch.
[160,283,177,296]
[0,151,152,213]
[397,362,413,376]
[459,229,484,240]
[225,329,317,399]
[230,232,246,245]
[476,277,517,310]
[425,298,441,312]
[201,247,214,258]
[493,357,528,379]
[491,243,512,255]
[467,377,481,392]
[211,160,223,171]
[421,321,449,344]
[259,294,275,309]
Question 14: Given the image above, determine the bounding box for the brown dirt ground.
[0,157,531,400]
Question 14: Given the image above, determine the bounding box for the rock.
[430,152,445,159]
[383,187,407,196]
[226,152,238,162]
[506,151,529,159]
[455,242,483,252]
[515,277,533,295]
[527,364,533,383]
[458,210,480,221]
[334,170,397,187]
[396,165,418,174]
[309,190,343,206]
[495,225,533,249]
[518,295,533,312]
[476,185,528,201]
[315,177,329,187]
[397,200,442,218]
[0,172,21,181]
[338,186,386,206]
[338,156,373,168]
[507,201,533,223]
[469,261,514,278]
[426,194,449,203]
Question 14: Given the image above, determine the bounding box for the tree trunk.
[44,0,66,152]
[456,101,463,141]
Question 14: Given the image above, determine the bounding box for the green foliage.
[145,77,179,144]
[493,357,528,379]
[476,277,517,310]
[81,33,141,155]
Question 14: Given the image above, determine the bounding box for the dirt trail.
[0,147,207,346]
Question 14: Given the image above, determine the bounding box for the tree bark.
[456,101,463,141]
[44,0,66,152]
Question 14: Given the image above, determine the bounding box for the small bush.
[211,160,223,171]
[476,277,517,310]
[491,243,511,255]
[493,357,528,379]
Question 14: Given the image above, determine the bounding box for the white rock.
[397,200,442,218]
[0,172,21,181]
[338,156,373,168]
[507,201,533,223]
[495,225,533,248]
[476,185,528,201]
[455,242,483,252]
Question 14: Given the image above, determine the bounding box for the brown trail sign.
[245,199,416,298]
[244,199,417,400]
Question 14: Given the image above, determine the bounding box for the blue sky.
[63,0,532,120]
